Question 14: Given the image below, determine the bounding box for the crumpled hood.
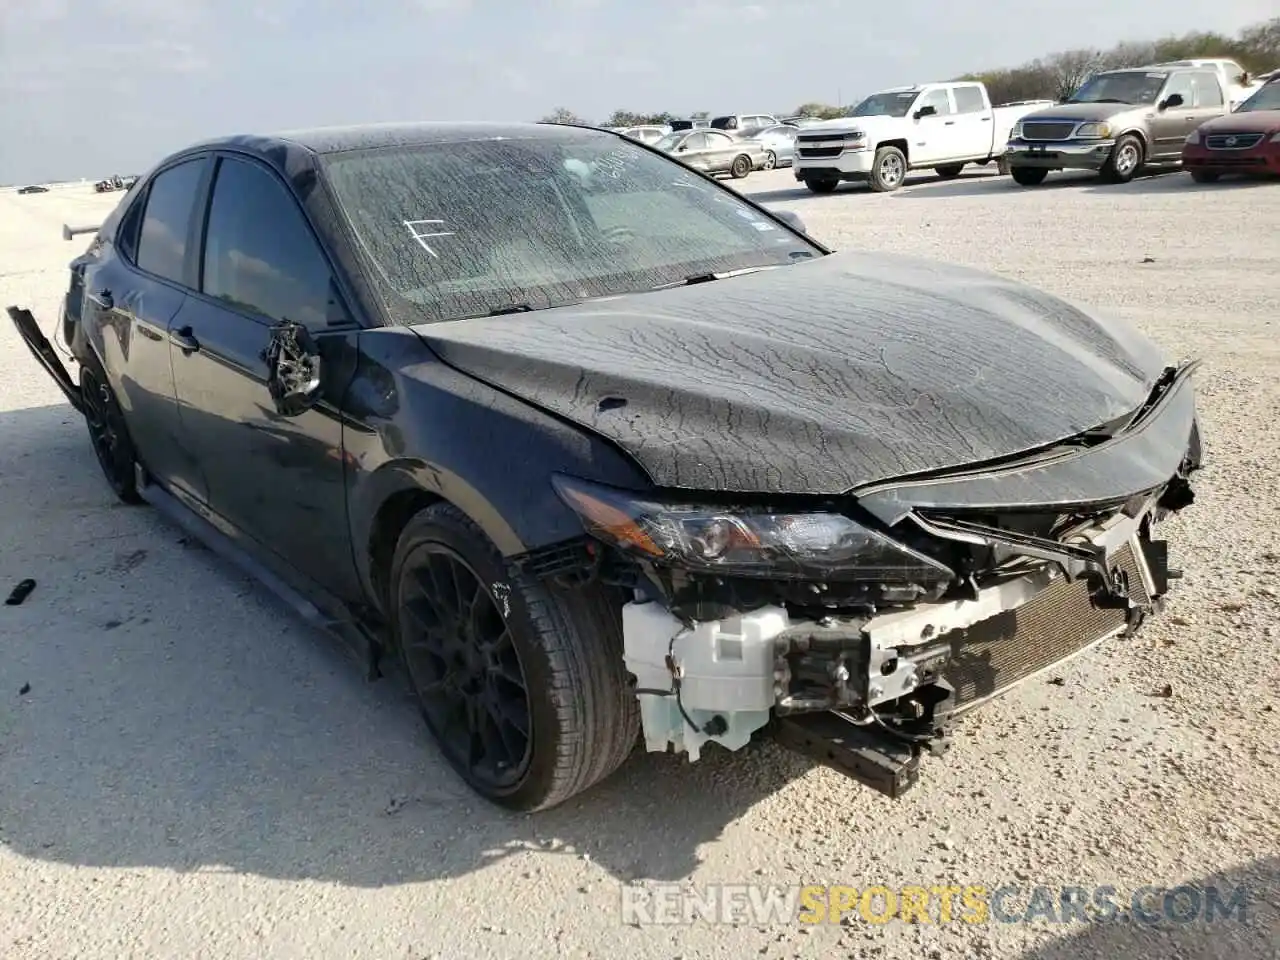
[412,251,1167,495]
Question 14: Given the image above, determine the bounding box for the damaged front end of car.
[513,359,1204,798]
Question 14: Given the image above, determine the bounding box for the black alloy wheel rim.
[398,545,532,791]
[82,368,124,481]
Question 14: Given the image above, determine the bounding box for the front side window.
[200,156,333,329]
[320,131,822,323]
[917,89,953,116]
[1160,73,1196,106]
[1191,72,1224,106]
[136,158,205,283]
[1069,71,1168,105]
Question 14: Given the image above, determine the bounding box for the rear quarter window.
[135,158,205,284]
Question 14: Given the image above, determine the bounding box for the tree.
[790,102,846,119]
[540,107,587,125]
[1042,49,1106,100]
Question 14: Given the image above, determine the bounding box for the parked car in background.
[1155,58,1262,109]
[618,125,670,145]
[710,113,779,132]
[792,81,1043,193]
[17,184,49,194]
[1182,77,1280,181]
[669,118,712,131]
[781,115,827,128]
[1006,65,1231,186]
[653,128,766,178]
[739,123,799,169]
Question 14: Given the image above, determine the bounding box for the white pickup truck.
[792,81,1047,193]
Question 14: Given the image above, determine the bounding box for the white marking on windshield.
[404,219,455,258]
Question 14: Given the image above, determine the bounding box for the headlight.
[1074,122,1112,139]
[1185,128,1201,145]
[1010,122,1024,139]
[552,476,954,583]
[1270,132,1280,143]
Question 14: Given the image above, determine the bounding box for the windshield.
[320,132,821,324]
[1239,82,1280,112]
[1068,71,1167,105]
[850,91,918,118]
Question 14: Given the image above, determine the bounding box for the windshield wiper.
[650,265,778,291]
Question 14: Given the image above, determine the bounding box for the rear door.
[85,155,211,503]
[702,131,740,172]
[167,152,362,596]
[1188,70,1229,130]
[949,84,995,159]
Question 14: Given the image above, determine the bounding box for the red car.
[1182,79,1280,182]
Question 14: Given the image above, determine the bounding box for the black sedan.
[17,184,49,194]
[9,121,1203,811]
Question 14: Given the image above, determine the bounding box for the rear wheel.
[1100,134,1143,183]
[389,503,639,811]
[1010,165,1048,186]
[804,176,839,194]
[1189,168,1221,183]
[729,154,752,179]
[762,151,777,170]
[934,163,965,179]
[869,146,907,192]
[80,355,142,504]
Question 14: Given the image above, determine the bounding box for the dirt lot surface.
[2,168,1278,960]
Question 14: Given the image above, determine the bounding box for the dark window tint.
[201,156,333,329]
[136,158,204,283]
[954,86,986,113]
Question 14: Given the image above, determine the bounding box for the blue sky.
[1,0,1274,183]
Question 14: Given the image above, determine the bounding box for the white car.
[618,125,671,145]
[791,81,1044,193]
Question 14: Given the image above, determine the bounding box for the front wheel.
[762,151,777,171]
[869,145,907,192]
[389,503,640,812]
[80,355,143,504]
[804,176,839,194]
[934,163,965,179]
[1010,165,1048,186]
[1189,169,1221,183]
[1100,134,1143,183]
[729,154,752,179]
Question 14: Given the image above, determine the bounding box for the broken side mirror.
[264,319,322,417]
[770,209,807,234]
[913,105,937,119]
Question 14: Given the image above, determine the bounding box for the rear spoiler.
[62,223,101,241]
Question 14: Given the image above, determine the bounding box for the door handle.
[169,326,200,354]
[944,120,955,125]
[980,116,991,121]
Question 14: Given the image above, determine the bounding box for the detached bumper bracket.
[6,305,85,414]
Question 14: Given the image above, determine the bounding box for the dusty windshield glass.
[1239,82,1280,111]
[320,132,820,323]
[1068,72,1167,105]
[851,92,917,117]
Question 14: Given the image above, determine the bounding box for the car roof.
[177,121,608,162]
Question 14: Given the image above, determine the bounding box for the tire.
[934,163,965,180]
[804,176,839,194]
[762,151,777,171]
[869,145,907,192]
[996,156,1011,176]
[388,503,639,812]
[729,154,752,179]
[79,353,143,504]
[1100,134,1143,184]
[1189,169,1220,183]
[1010,165,1048,186]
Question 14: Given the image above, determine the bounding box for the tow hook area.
[6,306,84,414]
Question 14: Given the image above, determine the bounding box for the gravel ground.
[1,167,1277,960]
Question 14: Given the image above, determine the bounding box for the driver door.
[167,152,361,595]
[1150,73,1197,159]
[910,88,955,164]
